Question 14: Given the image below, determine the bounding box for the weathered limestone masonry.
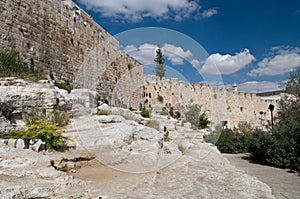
[0,0,143,109]
[144,75,280,128]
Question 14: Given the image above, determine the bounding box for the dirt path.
[223,153,300,199]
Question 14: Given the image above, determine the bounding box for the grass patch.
[178,144,186,154]
[54,81,72,93]
[0,48,45,81]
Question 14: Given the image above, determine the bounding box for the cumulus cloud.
[190,59,201,67]
[124,43,157,65]
[162,44,193,65]
[200,49,256,75]
[200,8,218,18]
[77,0,203,22]
[238,81,282,93]
[124,43,196,66]
[248,46,300,76]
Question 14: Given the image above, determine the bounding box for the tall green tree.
[249,68,300,169]
[154,45,165,79]
[185,105,210,130]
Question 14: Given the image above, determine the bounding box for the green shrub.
[160,107,168,115]
[249,69,300,170]
[174,111,181,120]
[178,144,186,154]
[164,131,170,142]
[157,95,164,103]
[140,109,150,118]
[54,81,72,93]
[96,109,110,115]
[8,120,70,151]
[204,124,250,154]
[185,105,210,130]
[198,112,210,130]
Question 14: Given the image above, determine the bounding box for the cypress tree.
[154,45,165,79]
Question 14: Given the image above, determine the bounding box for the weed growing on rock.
[0,48,44,80]
[8,120,70,151]
[140,108,150,118]
[54,81,72,93]
[96,110,110,115]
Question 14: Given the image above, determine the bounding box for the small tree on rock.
[154,45,165,79]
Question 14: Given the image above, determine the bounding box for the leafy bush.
[173,111,181,120]
[216,128,245,153]
[54,81,72,93]
[198,112,210,130]
[157,95,164,103]
[164,131,170,142]
[178,144,186,154]
[205,123,253,154]
[185,105,210,130]
[160,107,168,115]
[8,120,70,151]
[140,108,150,118]
[185,105,201,129]
[249,69,300,170]
[96,109,110,115]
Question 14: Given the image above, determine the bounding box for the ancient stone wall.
[0,0,143,109]
[144,75,279,128]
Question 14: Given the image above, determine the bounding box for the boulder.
[97,102,110,112]
[30,139,46,152]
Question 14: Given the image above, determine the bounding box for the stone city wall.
[0,0,143,109]
[144,75,279,128]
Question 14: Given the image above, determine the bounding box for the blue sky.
[73,0,300,93]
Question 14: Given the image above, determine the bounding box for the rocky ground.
[0,113,275,198]
[0,78,276,198]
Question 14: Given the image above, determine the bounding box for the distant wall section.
[144,76,279,128]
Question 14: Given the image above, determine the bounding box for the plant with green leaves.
[198,112,210,130]
[8,120,70,151]
[0,48,44,80]
[140,108,150,118]
[0,49,24,76]
[249,68,300,170]
[185,105,210,130]
[54,81,73,93]
[160,107,168,115]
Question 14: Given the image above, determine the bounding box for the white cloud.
[124,43,196,66]
[162,44,192,65]
[200,49,255,75]
[201,8,218,18]
[190,59,201,67]
[249,46,300,76]
[124,43,157,65]
[77,0,202,22]
[238,81,282,93]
